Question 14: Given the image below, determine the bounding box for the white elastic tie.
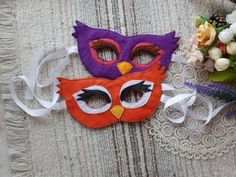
[171,53,188,64]
[9,46,78,117]
[161,54,235,124]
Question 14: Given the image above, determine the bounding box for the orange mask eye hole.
[119,80,154,109]
[85,94,109,109]
[73,86,112,114]
[120,89,144,103]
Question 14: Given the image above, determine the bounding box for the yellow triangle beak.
[110,105,124,119]
[117,62,133,75]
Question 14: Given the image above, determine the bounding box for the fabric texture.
[1,0,236,177]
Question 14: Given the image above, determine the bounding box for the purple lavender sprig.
[226,110,236,118]
[184,82,236,102]
[207,83,236,100]
[185,82,236,118]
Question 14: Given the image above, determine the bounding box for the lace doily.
[146,60,236,159]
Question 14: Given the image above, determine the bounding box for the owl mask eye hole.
[131,43,164,67]
[89,38,120,65]
[73,86,112,114]
[120,80,154,109]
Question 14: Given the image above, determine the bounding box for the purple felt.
[72,20,179,79]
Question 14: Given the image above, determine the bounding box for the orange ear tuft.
[56,77,73,98]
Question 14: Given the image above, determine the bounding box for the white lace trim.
[146,42,236,159]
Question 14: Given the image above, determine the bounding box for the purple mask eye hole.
[131,42,164,68]
[89,38,120,65]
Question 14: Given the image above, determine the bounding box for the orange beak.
[110,105,124,119]
[117,62,133,75]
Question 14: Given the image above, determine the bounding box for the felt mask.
[12,23,206,128]
[10,46,222,127]
[57,61,165,128]
[72,21,179,79]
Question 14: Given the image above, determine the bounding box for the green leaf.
[198,47,210,53]
[216,24,230,34]
[209,68,236,82]
[195,15,210,25]
[212,21,217,28]
[232,65,236,72]
[229,55,234,60]
[200,15,209,21]
[229,55,236,71]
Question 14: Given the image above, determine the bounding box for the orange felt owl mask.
[57,62,165,128]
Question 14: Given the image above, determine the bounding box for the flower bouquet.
[187,10,236,82]
[183,10,236,118]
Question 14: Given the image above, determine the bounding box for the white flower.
[218,28,234,44]
[226,10,236,24]
[230,23,236,36]
[208,47,222,60]
[227,42,236,55]
[215,58,230,71]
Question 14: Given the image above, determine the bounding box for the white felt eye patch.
[73,86,112,114]
[119,80,154,109]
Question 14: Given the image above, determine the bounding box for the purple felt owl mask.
[72,21,179,79]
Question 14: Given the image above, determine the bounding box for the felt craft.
[72,21,179,79]
[10,18,230,126]
[57,61,165,128]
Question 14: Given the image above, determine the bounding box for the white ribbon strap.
[9,46,78,117]
[161,82,235,124]
[168,54,235,124]
[171,53,188,64]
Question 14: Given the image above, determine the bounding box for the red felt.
[57,62,165,128]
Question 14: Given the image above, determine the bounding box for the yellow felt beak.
[117,62,133,75]
[110,105,124,119]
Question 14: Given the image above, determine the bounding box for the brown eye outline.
[89,38,120,65]
[131,42,164,68]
